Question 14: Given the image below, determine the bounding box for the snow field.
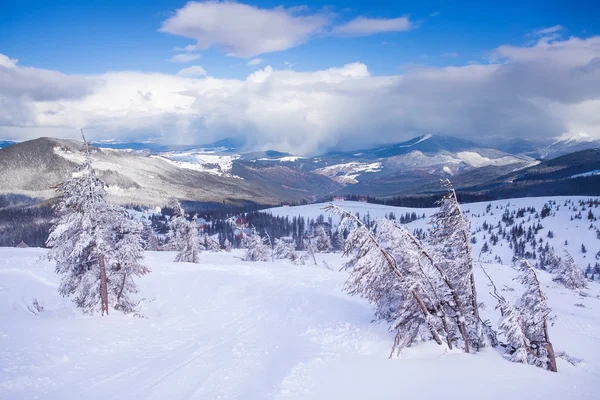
[2,196,600,399]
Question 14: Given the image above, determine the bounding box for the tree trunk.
[99,254,109,316]
[117,270,127,303]
[464,231,483,351]
[543,317,558,372]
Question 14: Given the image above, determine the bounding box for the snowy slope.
[265,197,600,270]
[2,196,600,399]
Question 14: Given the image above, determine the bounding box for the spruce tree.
[46,132,148,315]
[553,251,587,289]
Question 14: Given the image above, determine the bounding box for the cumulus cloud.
[160,1,329,58]
[160,2,415,58]
[1,34,600,154]
[333,16,413,36]
[169,53,201,63]
[177,65,208,76]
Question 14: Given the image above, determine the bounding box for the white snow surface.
[314,162,382,184]
[152,151,241,177]
[3,196,600,399]
[257,156,306,162]
[571,170,600,178]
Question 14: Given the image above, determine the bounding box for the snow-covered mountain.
[476,134,600,160]
[0,137,339,207]
[2,134,599,206]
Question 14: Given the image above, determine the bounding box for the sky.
[1,0,599,154]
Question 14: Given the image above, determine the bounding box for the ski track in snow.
[2,196,600,399]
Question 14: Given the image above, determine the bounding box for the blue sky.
[2,0,598,78]
[1,1,599,153]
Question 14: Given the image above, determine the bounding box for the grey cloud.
[1,35,600,155]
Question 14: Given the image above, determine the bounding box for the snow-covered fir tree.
[327,205,454,355]
[553,251,587,289]
[492,259,557,371]
[165,199,188,252]
[428,179,484,351]
[224,238,232,252]
[494,296,531,365]
[144,223,160,251]
[273,238,296,259]
[46,133,148,315]
[273,238,306,265]
[202,234,221,252]
[514,259,557,372]
[108,210,151,312]
[174,215,202,263]
[313,225,333,253]
[243,228,272,262]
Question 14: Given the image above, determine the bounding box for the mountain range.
[0,134,599,207]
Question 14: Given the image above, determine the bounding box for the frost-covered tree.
[224,239,232,252]
[274,238,296,259]
[515,259,557,372]
[46,133,148,315]
[202,234,221,252]
[243,228,272,262]
[144,223,160,251]
[327,205,453,354]
[428,180,483,351]
[489,260,557,372]
[166,199,188,251]
[553,251,587,289]
[108,211,150,312]
[174,215,202,263]
[274,238,306,265]
[494,297,532,365]
[313,225,333,253]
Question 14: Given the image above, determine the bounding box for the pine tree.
[202,233,221,252]
[274,238,296,259]
[313,225,333,253]
[174,215,202,263]
[46,132,148,315]
[326,205,450,354]
[144,223,160,251]
[242,228,272,262]
[165,199,188,251]
[108,210,151,312]
[428,179,483,352]
[488,259,557,372]
[495,299,531,365]
[273,238,306,265]
[553,251,587,289]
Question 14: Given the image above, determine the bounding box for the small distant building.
[196,217,209,230]
[16,241,29,248]
[333,196,345,202]
[235,216,248,228]
[359,197,368,203]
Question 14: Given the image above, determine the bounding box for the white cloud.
[176,65,207,76]
[2,35,600,154]
[247,58,263,66]
[333,16,413,36]
[160,1,329,57]
[533,25,564,36]
[169,53,201,63]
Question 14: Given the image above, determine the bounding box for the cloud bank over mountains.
[1,33,600,155]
